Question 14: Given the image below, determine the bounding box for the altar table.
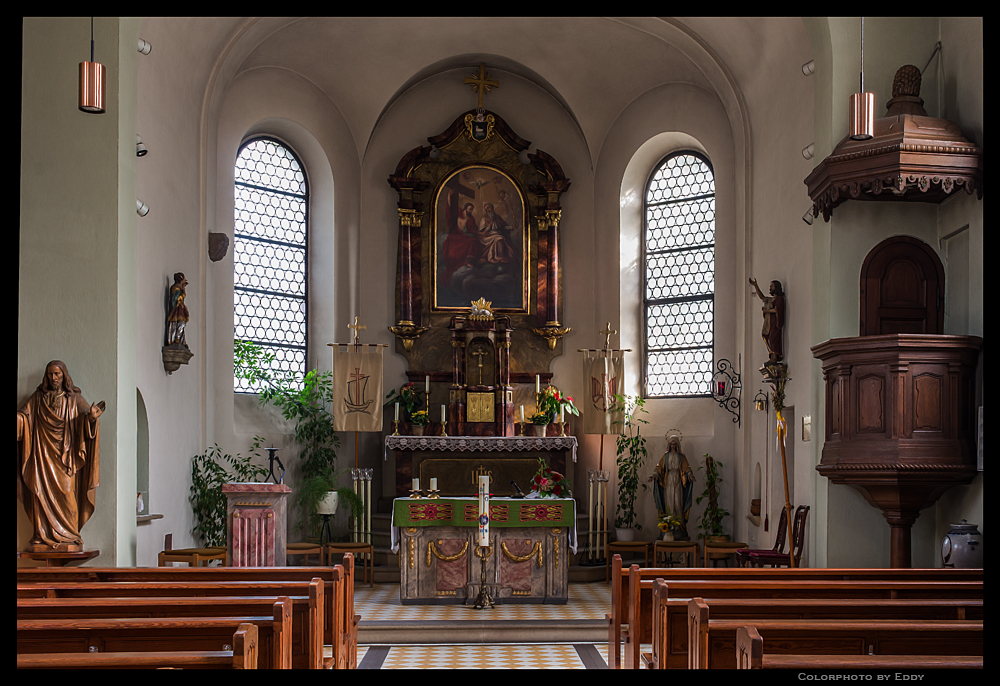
[391,496,577,604]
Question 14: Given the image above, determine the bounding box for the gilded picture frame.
[432,164,529,313]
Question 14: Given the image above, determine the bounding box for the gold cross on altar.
[348,316,367,344]
[465,65,498,109]
[600,322,617,350]
[471,347,488,385]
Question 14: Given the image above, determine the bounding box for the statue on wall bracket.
[387,69,573,423]
[162,272,193,374]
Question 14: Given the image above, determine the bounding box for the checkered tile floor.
[354,582,615,669]
[354,580,610,621]
[358,643,609,669]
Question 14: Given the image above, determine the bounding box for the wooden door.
[860,236,944,336]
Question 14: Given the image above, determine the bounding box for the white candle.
[441,404,446,423]
[430,477,438,491]
[395,402,400,421]
[536,374,540,394]
[412,478,420,492]
[477,475,490,546]
[558,408,564,424]
[425,375,430,394]
[520,405,525,424]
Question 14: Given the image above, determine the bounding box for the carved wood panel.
[855,372,886,434]
[913,372,944,433]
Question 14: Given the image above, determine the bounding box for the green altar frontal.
[392,497,575,605]
[392,497,575,529]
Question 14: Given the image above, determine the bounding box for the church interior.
[19,17,982,670]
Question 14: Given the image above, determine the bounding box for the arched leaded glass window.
[234,137,308,393]
[643,152,715,397]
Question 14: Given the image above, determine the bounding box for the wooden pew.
[17,622,259,670]
[17,592,323,669]
[16,553,359,668]
[736,625,983,670]
[689,599,983,669]
[646,580,982,669]
[608,555,982,669]
[17,603,293,668]
[17,580,327,669]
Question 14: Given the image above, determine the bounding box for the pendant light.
[79,17,105,114]
[848,17,873,140]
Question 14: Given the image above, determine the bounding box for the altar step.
[359,618,606,645]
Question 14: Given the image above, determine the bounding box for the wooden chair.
[740,506,809,567]
[735,507,788,567]
[158,533,227,567]
[325,542,373,587]
[286,541,324,566]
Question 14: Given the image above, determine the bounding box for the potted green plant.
[529,411,551,436]
[190,436,269,547]
[695,454,730,542]
[384,382,421,427]
[611,393,649,541]
[296,469,364,539]
[409,409,430,435]
[537,384,580,424]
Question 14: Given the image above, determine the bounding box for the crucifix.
[472,347,488,386]
[465,64,498,109]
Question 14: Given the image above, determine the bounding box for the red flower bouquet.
[531,457,572,498]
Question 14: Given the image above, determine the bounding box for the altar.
[391,496,576,604]
[385,435,578,498]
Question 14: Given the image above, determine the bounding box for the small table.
[606,540,653,582]
[703,541,748,567]
[653,540,698,568]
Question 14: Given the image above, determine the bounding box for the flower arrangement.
[529,412,552,426]
[537,385,579,419]
[657,511,681,534]
[532,458,571,498]
[384,382,421,420]
[409,410,430,426]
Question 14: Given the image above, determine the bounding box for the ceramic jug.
[941,519,983,568]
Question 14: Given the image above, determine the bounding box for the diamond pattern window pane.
[643,153,715,397]
[645,349,714,397]
[235,187,307,244]
[646,300,714,349]
[645,247,714,301]
[645,197,715,252]
[234,138,308,393]
[234,237,306,297]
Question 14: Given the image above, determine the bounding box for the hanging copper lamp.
[848,18,874,140]
[79,18,105,114]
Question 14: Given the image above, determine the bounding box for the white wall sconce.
[138,38,152,55]
[136,198,150,216]
[136,134,148,157]
[802,208,814,225]
[801,143,815,160]
[801,60,815,76]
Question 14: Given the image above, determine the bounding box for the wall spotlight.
[136,134,148,157]
[802,208,814,226]
[138,38,152,55]
[137,198,150,217]
[801,143,815,160]
[801,60,815,76]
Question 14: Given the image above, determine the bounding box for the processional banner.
[581,350,623,435]
[332,345,383,432]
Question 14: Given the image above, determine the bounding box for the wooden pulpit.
[812,334,981,567]
[222,483,291,567]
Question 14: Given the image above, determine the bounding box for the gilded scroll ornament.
[427,540,469,565]
[501,540,543,568]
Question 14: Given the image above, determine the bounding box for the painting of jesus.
[432,165,528,312]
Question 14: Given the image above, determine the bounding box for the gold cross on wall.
[348,316,367,344]
[465,65,498,109]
